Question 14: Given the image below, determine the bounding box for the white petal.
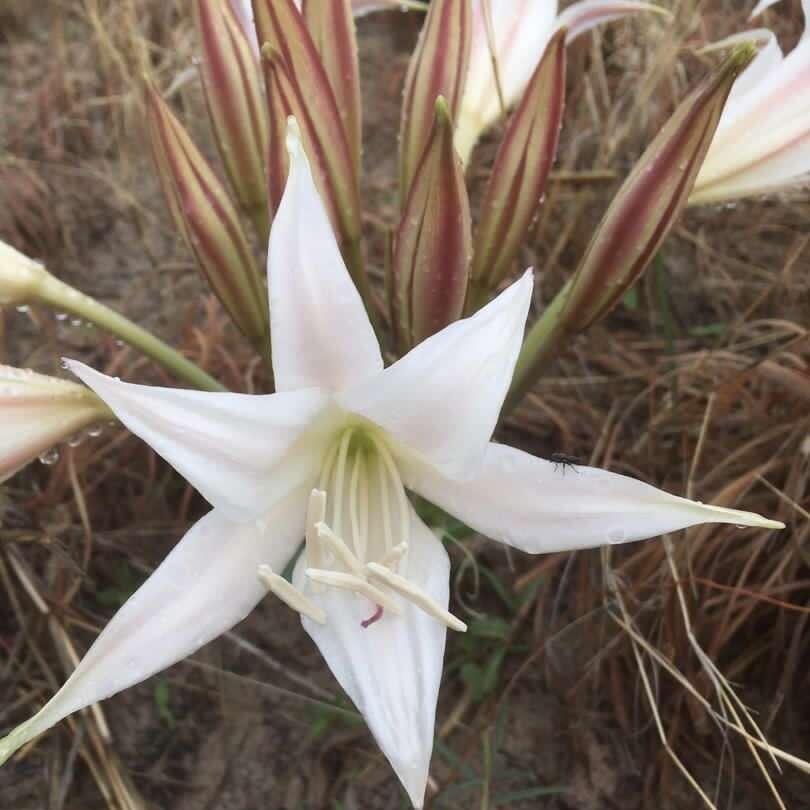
[67,360,329,519]
[402,443,784,554]
[268,122,382,393]
[0,492,307,766]
[459,0,558,155]
[293,506,449,808]
[229,0,259,56]
[339,271,533,478]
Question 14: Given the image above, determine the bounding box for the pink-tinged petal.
[230,0,259,54]
[692,2,810,202]
[66,360,329,519]
[0,493,307,767]
[339,271,533,477]
[402,443,784,554]
[268,125,382,392]
[555,0,668,41]
[0,366,112,483]
[293,505,448,808]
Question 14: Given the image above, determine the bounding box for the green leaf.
[154,678,175,728]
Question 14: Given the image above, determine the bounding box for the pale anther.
[305,568,402,614]
[377,542,409,570]
[366,562,468,632]
[305,489,327,571]
[315,522,365,577]
[258,565,326,625]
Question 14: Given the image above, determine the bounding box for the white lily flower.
[456,0,665,162]
[691,0,810,204]
[0,122,783,808]
[0,367,112,482]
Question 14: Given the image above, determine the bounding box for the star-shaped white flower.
[0,123,783,808]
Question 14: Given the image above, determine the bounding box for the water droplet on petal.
[39,448,60,466]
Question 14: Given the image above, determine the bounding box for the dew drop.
[55,312,69,322]
[67,433,83,448]
[39,448,60,466]
[15,304,30,314]
[87,424,105,438]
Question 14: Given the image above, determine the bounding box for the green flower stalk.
[0,240,225,392]
[503,44,757,414]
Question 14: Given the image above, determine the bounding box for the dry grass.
[0,0,808,808]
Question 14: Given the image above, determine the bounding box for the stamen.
[305,568,402,614]
[377,542,409,570]
[349,447,365,561]
[332,428,354,538]
[316,522,364,577]
[375,453,394,555]
[373,439,411,566]
[305,489,327,570]
[366,562,467,632]
[361,604,384,629]
[258,565,326,625]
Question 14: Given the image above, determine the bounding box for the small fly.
[551,453,581,474]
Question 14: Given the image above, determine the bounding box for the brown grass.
[0,0,808,808]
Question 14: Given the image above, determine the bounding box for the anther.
[258,565,326,625]
[366,562,467,632]
[305,568,402,614]
[305,489,327,570]
[377,542,409,570]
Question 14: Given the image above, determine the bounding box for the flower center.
[258,426,466,633]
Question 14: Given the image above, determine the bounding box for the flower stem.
[32,272,227,393]
[501,279,572,416]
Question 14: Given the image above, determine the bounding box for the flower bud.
[391,97,472,350]
[469,27,566,309]
[0,366,113,482]
[504,45,756,413]
[301,0,362,176]
[0,240,47,306]
[562,45,757,331]
[145,82,269,349]
[400,0,471,199]
[194,0,269,228]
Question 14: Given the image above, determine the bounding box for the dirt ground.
[0,2,808,809]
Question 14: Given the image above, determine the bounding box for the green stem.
[33,272,227,393]
[501,279,573,417]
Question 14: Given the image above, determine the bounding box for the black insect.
[551,453,581,474]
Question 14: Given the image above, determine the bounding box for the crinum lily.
[456,0,667,162]
[0,123,783,808]
[691,0,810,204]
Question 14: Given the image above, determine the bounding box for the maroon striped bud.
[392,97,472,350]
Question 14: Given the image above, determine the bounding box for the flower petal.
[293,506,448,808]
[402,443,784,553]
[0,493,307,766]
[339,271,533,477]
[268,122,382,393]
[67,360,329,519]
